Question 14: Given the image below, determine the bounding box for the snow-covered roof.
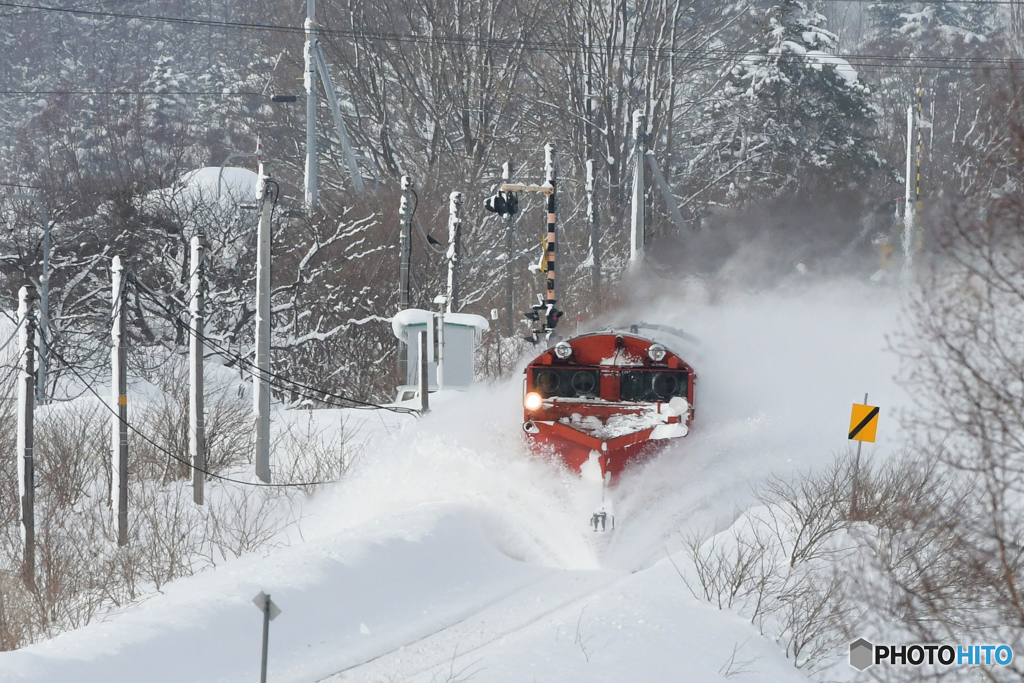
[178,166,259,203]
[391,308,489,341]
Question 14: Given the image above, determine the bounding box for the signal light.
[524,392,543,411]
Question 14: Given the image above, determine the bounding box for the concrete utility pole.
[586,160,601,298]
[902,104,915,280]
[111,257,128,546]
[303,0,318,211]
[189,235,206,505]
[397,176,413,381]
[3,195,48,404]
[503,161,515,337]
[254,163,273,483]
[630,111,646,265]
[418,330,429,413]
[16,285,36,586]
[446,191,463,313]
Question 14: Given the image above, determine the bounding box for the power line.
[0,90,261,96]
[128,274,418,416]
[1,2,1022,72]
[46,340,343,489]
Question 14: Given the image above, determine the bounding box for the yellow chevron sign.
[848,403,879,443]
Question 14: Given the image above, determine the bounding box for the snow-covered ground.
[0,278,908,682]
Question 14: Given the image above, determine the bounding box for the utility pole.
[303,0,318,211]
[418,330,429,413]
[446,191,463,313]
[397,176,413,381]
[630,110,646,265]
[111,257,128,546]
[503,161,515,337]
[189,235,206,505]
[254,163,273,483]
[543,144,557,330]
[16,285,36,586]
[586,160,601,298]
[2,195,48,404]
[902,104,916,281]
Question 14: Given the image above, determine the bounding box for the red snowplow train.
[523,331,695,480]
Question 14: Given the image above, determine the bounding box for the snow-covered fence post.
[446,191,463,313]
[397,175,414,380]
[16,285,37,586]
[630,110,646,265]
[418,330,429,413]
[111,257,129,546]
[586,159,601,298]
[189,234,206,505]
[254,163,273,483]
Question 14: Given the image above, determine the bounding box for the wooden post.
[190,235,206,504]
[111,257,129,546]
[16,285,36,586]
[446,192,463,313]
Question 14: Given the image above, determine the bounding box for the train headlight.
[524,392,543,411]
[553,341,573,360]
[647,343,667,362]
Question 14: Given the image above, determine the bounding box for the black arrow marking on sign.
[849,406,880,440]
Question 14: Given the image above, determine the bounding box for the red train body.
[522,332,695,480]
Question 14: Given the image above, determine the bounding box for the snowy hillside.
[0,280,906,682]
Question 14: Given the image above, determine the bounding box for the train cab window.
[533,368,600,399]
[620,371,688,402]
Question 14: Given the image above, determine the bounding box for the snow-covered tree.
[701,0,877,202]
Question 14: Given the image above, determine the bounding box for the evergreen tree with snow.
[706,0,877,201]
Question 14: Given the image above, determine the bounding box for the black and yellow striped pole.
[501,143,562,342]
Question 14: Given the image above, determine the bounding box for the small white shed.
[392,309,489,389]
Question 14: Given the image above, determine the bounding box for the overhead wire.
[127,273,419,416]
[0,2,1022,74]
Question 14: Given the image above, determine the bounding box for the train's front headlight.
[524,392,543,411]
[554,341,573,360]
[647,343,667,362]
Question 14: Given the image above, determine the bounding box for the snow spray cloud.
[849,638,1014,671]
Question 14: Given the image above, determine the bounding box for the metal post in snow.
[111,257,129,546]
[586,160,601,298]
[397,176,413,381]
[16,285,36,586]
[254,163,273,483]
[503,161,515,337]
[303,0,318,211]
[189,235,206,505]
[419,330,429,413]
[630,110,646,265]
[851,392,868,520]
[446,191,463,313]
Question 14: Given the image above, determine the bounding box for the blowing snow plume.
[309,266,908,576]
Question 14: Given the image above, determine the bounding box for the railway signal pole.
[503,161,516,337]
[16,285,36,586]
